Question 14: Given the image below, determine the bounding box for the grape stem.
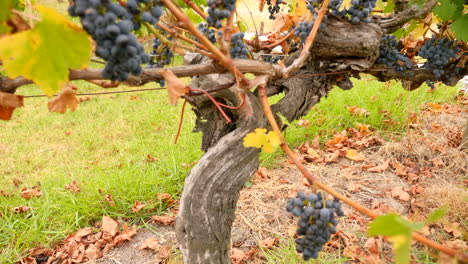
[257,84,467,261]
[157,22,213,55]
[284,0,330,75]
[161,0,251,89]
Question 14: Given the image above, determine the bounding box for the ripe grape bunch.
[230,33,249,59]
[345,0,376,24]
[68,0,165,81]
[376,35,414,77]
[294,21,313,44]
[147,37,173,86]
[286,191,344,260]
[267,0,283,20]
[418,36,460,88]
[206,0,237,28]
[196,23,217,43]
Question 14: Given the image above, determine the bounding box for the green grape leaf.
[433,0,461,21]
[0,5,91,96]
[369,214,424,264]
[427,207,447,223]
[383,0,395,13]
[0,0,12,34]
[184,8,204,24]
[237,20,247,33]
[451,14,468,41]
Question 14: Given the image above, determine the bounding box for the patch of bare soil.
[30,101,466,264]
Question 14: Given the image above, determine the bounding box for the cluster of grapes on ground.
[286,192,344,260]
[68,0,164,81]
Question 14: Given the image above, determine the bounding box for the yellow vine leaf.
[243,128,280,153]
[0,5,91,96]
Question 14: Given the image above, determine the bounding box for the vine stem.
[157,22,212,54]
[257,84,466,261]
[161,0,250,89]
[285,0,330,75]
[182,0,207,19]
[174,99,187,144]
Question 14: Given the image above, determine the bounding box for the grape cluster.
[376,35,414,77]
[346,0,376,24]
[147,37,173,86]
[294,22,313,44]
[267,0,283,20]
[68,0,165,81]
[230,33,249,59]
[206,0,237,28]
[196,23,217,43]
[286,191,344,260]
[418,37,460,87]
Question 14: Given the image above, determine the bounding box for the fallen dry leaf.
[48,84,79,114]
[131,200,146,213]
[345,149,366,161]
[297,119,310,128]
[1,190,12,197]
[146,154,160,162]
[365,160,389,172]
[410,184,425,195]
[444,223,462,238]
[230,248,247,264]
[102,216,119,237]
[12,205,31,213]
[347,105,370,117]
[364,237,381,255]
[113,223,137,246]
[391,161,408,176]
[139,238,159,251]
[391,186,411,201]
[0,92,24,120]
[20,188,42,199]
[158,243,172,262]
[161,69,189,105]
[255,167,270,182]
[103,194,115,207]
[152,215,176,225]
[156,193,171,200]
[64,180,80,194]
[259,237,279,249]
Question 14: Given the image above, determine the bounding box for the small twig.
[174,99,187,144]
[262,30,295,49]
[189,88,231,123]
[157,22,212,54]
[257,84,466,261]
[240,0,258,34]
[182,0,207,19]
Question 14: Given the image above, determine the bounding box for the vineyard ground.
[80,86,467,264]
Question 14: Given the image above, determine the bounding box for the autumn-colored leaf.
[146,154,160,162]
[152,215,175,225]
[139,238,160,251]
[161,69,189,105]
[391,161,408,176]
[129,95,139,100]
[102,216,119,237]
[297,119,310,128]
[366,160,389,172]
[64,180,80,194]
[1,190,12,197]
[156,193,171,200]
[391,186,411,201]
[347,105,370,117]
[113,223,137,246]
[0,106,16,120]
[230,248,247,264]
[103,193,115,207]
[158,243,172,262]
[20,188,42,199]
[364,237,381,255]
[243,128,281,153]
[272,13,293,34]
[74,227,93,240]
[345,149,366,161]
[355,123,371,134]
[259,0,266,12]
[443,223,462,238]
[259,237,279,249]
[255,167,270,181]
[131,200,146,213]
[0,91,24,120]
[325,150,340,163]
[12,205,31,213]
[48,84,79,114]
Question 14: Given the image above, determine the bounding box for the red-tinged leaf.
[74,227,93,240]
[259,237,279,249]
[48,84,79,114]
[1,190,12,197]
[112,223,137,246]
[102,216,119,237]
[161,69,189,105]
[12,205,31,213]
[391,186,411,201]
[364,237,381,255]
[20,188,42,199]
[272,13,293,34]
[255,167,270,181]
[158,243,172,261]
[152,215,175,225]
[84,244,102,260]
[131,200,145,213]
[325,150,340,163]
[259,0,266,12]
[345,149,366,161]
[0,105,16,120]
[129,95,139,100]
[297,119,310,128]
[355,123,371,134]
[64,180,80,194]
[230,248,247,264]
[410,184,425,195]
[139,238,159,251]
[391,161,408,176]
[0,92,23,120]
[156,193,171,200]
[146,154,160,162]
[366,160,389,172]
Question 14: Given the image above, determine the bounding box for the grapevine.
[230,33,249,59]
[206,0,237,28]
[376,35,414,78]
[266,0,283,20]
